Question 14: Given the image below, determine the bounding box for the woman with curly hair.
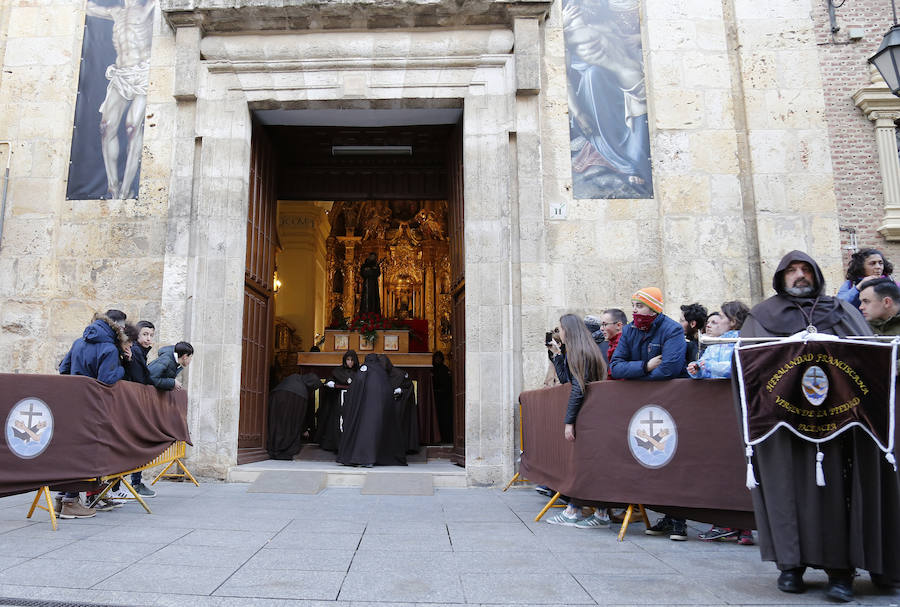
[837,248,896,309]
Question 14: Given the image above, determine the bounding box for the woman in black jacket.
[546,313,607,528]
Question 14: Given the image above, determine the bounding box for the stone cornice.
[161,0,552,33]
[853,84,900,119]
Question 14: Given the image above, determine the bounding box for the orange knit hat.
[632,287,664,314]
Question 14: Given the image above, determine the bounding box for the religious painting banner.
[67,0,157,201]
[1,374,189,497]
[734,332,897,487]
[519,379,754,529]
[562,0,653,199]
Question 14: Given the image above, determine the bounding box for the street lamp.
[871,0,900,96]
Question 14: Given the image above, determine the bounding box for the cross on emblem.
[18,402,42,428]
[807,367,826,388]
[641,409,664,436]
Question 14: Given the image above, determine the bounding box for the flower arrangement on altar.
[348,312,394,345]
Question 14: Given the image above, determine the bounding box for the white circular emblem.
[5,397,54,459]
[628,404,678,469]
[801,365,829,407]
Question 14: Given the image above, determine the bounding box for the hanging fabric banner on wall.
[66,0,157,201]
[561,0,653,199]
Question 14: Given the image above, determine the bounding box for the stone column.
[277,203,330,349]
[872,112,900,240]
[339,237,361,318]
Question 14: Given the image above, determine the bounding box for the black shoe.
[535,485,554,497]
[669,518,688,541]
[825,577,853,602]
[645,515,675,536]
[871,573,898,591]
[777,569,806,594]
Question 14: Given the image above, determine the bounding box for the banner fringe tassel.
[745,445,758,489]
[816,448,826,487]
[887,452,897,472]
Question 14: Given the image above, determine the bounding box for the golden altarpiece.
[325,200,452,356]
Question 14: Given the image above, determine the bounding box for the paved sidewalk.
[0,481,897,606]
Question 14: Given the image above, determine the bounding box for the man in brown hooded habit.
[741,250,900,602]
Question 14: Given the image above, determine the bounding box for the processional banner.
[734,332,898,486]
[66,0,157,201]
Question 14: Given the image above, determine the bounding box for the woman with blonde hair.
[546,313,608,528]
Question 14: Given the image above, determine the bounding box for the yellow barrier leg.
[87,477,118,508]
[502,473,520,492]
[120,478,152,514]
[150,461,176,485]
[638,504,650,527]
[26,488,43,519]
[617,504,635,542]
[176,459,200,486]
[27,486,58,530]
[534,491,561,522]
[43,486,58,531]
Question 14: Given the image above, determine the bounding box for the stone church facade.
[0,0,896,484]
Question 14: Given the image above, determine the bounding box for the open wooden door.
[238,121,278,464]
[447,121,465,467]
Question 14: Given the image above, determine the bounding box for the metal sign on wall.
[66,0,157,201]
[561,0,654,199]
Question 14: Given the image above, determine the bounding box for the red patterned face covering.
[633,313,656,331]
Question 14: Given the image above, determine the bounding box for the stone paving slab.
[0,483,897,606]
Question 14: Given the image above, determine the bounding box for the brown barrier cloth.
[519,379,755,529]
[0,374,191,497]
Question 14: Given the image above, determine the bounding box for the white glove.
[326,381,335,388]
[394,388,402,395]
[360,365,367,372]
[347,378,352,384]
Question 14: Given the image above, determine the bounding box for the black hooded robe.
[739,250,900,580]
[266,373,323,460]
[337,354,407,466]
[317,351,359,452]
[381,355,419,454]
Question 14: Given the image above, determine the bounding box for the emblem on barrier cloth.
[628,404,678,469]
[4,397,54,459]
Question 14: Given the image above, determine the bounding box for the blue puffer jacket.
[58,316,125,385]
[688,329,738,379]
[609,313,687,380]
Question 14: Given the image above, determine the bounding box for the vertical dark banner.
[67,0,156,201]
[562,0,653,199]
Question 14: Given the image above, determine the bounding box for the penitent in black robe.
[739,250,900,580]
[432,361,453,444]
[381,355,419,454]
[317,351,359,452]
[337,354,407,466]
[266,373,322,460]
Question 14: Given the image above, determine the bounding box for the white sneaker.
[107,487,132,501]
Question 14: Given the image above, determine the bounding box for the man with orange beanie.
[609,287,687,381]
[609,287,690,540]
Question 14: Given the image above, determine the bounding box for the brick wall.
[813,0,900,281]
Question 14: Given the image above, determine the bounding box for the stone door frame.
[160,21,546,484]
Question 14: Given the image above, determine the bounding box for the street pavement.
[0,480,897,606]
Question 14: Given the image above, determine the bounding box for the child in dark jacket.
[149,341,194,391]
[59,313,127,385]
[123,321,154,384]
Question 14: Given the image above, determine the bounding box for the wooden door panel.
[239,121,278,464]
